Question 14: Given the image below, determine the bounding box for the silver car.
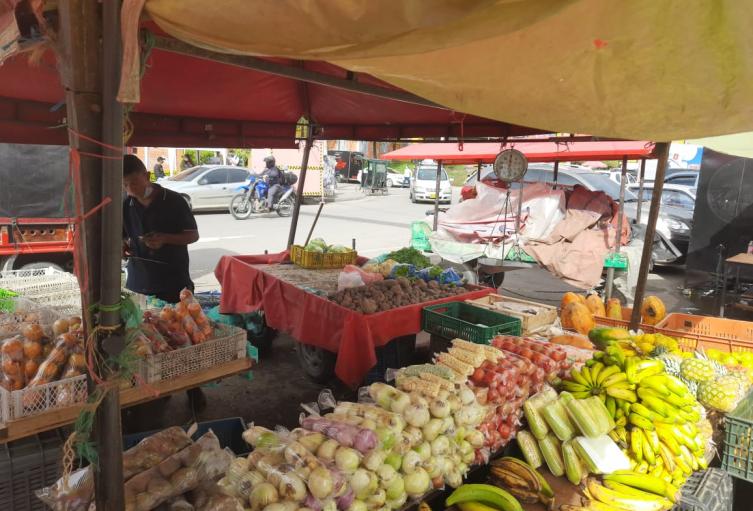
[160,165,251,211]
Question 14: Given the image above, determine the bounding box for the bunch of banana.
[584,477,674,511]
[488,457,554,508]
[445,483,523,511]
[562,360,637,408]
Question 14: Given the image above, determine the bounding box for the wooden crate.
[465,294,557,334]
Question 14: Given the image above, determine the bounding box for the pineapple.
[681,358,715,383]
[697,375,745,412]
[656,353,683,377]
[695,350,729,377]
[680,376,699,396]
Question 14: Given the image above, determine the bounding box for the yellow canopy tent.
[124,0,753,141]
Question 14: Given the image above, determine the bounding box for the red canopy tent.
[380,141,656,163]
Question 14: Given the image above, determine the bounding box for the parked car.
[160,165,251,211]
[663,169,699,188]
[595,169,638,185]
[386,168,410,188]
[627,183,697,210]
[410,160,452,204]
[460,166,506,201]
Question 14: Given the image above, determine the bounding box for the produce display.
[305,238,352,254]
[384,248,430,269]
[329,277,467,314]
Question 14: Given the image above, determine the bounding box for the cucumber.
[538,433,565,477]
[516,430,543,468]
[541,400,575,441]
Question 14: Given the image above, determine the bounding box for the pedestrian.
[180,153,194,171]
[121,154,206,410]
[153,156,166,179]
[207,151,223,165]
[403,166,411,187]
[227,151,240,166]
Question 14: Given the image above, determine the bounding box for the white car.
[160,165,251,211]
[627,183,697,211]
[409,161,452,204]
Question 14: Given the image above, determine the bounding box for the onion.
[431,436,450,456]
[249,482,279,511]
[410,394,429,407]
[279,473,308,502]
[415,442,431,462]
[384,451,402,471]
[404,404,430,428]
[421,419,443,442]
[365,489,386,510]
[227,457,250,484]
[335,447,360,474]
[432,476,445,489]
[429,400,450,418]
[377,464,397,487]
[384,474,405,501]
[386,493,408,510]
[308,467,334,500]
[360,419,377,431]
[425,456,441,479]
[304,494,323,511]
[441,417,455,434]
[374,427,395,451]
[363,450,386,472]
[280,502,299,511]
[374,385,395,409]
[237,471,266,499]
[393,432,412,455]
[337,488,355,511]
[390,392,411,414]
[347,501,368,511]
[458,440,474,458]
[263,504,289,511]
[298,433,326,452]
[316,439,340,463]
[458,386,476,406]
[349,469,371,496]
[298,508,315,511]
[401,450,422,474]
[447,395,461,413]
[445,470,463,489]
[404,468,431,497]
[464,429,484,449]
[403,426,423,446]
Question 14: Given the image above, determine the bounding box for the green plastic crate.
[0,288,18,313]
[721,388,753,481]
[421,301,521,344]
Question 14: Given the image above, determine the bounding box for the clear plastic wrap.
[0,335,25,390]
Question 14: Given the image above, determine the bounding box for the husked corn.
[481,344,504,362]
[401,363,455,381]
[447,346,485,367]
[436,352,474,376]
[397,376,441,397]
[419,371,455,391]
[450,338,485,355]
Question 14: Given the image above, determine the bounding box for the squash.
[605,298,623,320]
[585,294,606,317]
[641,296,666,325]
[563,302,595,336]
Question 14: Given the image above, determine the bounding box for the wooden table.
[0,357,253,443]
[720,253,753,317]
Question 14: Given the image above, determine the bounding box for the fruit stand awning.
[109,0,753,142]
[380,141,656,165]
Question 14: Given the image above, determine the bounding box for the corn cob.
[516,430,543,468]
[401,363,455,381]
[436,352,474,377]
[448,346,485,367]
[450,338,486,355]
[481,344,505,362]
[538,433,565,477]
[418,371,455,391]
[396,375,441,397]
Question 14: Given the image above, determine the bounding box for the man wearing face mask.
[261,155,283,211]
[122,154,199,303]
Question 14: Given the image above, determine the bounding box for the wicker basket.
[656,313,753,353]
[0,374,87,423]
[135,324,248,383]
[465,294,557,334]
[290,245,357,269]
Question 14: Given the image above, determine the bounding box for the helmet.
[264,155,276,167]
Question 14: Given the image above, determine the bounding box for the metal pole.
[630,143,670,329]
[95,1,125,507]
[636,158,646,224]
[287,129,314,248]
[605,156,628,300]
[304,202,325,247]
[553,160,560,188]
[476,161,481,181]
[433,161,443,231]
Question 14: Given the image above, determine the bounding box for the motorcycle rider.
[261,155,283,210]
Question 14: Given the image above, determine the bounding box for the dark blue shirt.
[122,184,197,296]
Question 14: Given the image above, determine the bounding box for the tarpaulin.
[214,253,491,387]
[135,0,753,141]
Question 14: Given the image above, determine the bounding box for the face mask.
[143,184,153,199]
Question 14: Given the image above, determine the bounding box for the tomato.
[471,367,485,384]
[497,423,512,438]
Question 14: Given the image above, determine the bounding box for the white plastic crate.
[135,325,247,383]
[0,268,81,313]
[0,374,87,423]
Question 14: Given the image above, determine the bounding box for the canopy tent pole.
[476,161,481,180]
[636,158,647,224]
[433,161,443,230]
[553,160,559,188]
[605,156,628,300]
[287,128,315,248]
[630,143,670,329]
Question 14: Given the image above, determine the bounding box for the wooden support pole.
[287,129,314,248]
[630,143,670,330]
[433,161,443,230]
[636,158,647,224]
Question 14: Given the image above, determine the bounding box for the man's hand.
[141,230,199,249]
[142,232,167,250]
[123,239,132,257]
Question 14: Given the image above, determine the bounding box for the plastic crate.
[123,417,249,456]
[466,294,557,334]
[290,245,357,269]
[134,324,248,383]
[656,313,753,353]
[0,268,81,314]
[722,388,753,481]
[422,301,521,344]
[365,335,416,384]
[0,429,64,511]
[671,468,733,511]
[0,375,87,423]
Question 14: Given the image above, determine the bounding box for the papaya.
[550,334,594,350]
[605,298,623,320]
[585,293,606,317]
[641,296,666,326]
[563,302,594,336]
[588,327,631,349]
[561,292,585,310]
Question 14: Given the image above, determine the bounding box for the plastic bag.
[0,335,25,390]
[337,271,364,291]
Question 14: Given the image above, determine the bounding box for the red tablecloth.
[214,252,492,386]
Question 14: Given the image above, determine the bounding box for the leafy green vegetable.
[386,247,430,269]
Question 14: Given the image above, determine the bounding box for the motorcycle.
[229,174,296,220]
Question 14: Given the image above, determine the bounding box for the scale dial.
[493,148,528,181]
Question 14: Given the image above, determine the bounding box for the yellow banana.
[641,431,657,466]
[604,471,678,503]
[636,461,649,474]
[562,380,590,393]
[570,368,590,387]
[585,478,667,511]
[630,403,658,421]
[597,365,622,385]
[607,387,638,402]
[603,372,628,388]
[630,428,644,463]
[657,443,676,473]
[591,362,605,385]
[629,413,655,431]
[581,366,594,386]
[446,483,523,511]
[458,502,503,511]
